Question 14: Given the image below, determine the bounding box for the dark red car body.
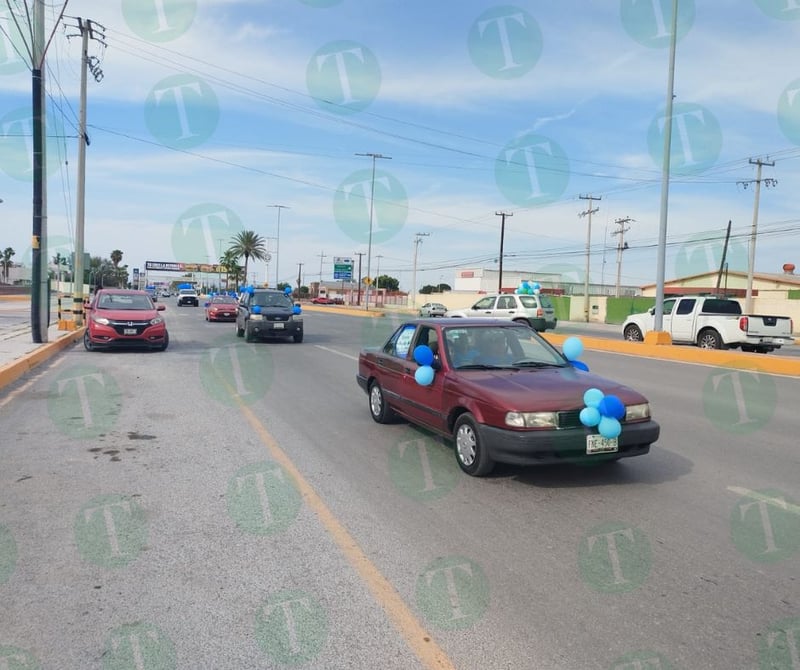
[84,289,169,351]
[357,319,659,476]
[205,296,239,322]
[311,296,335,304]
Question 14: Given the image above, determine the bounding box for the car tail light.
[739,316,748,332]
[537,307,543,317]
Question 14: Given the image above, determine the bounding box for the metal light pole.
[267,205,289,288]
[578,195,600,322]
[653,0,679,334]
[355,152,391,309]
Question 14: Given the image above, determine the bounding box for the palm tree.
[220,249,243,290]
[1,247,15,282]
[228,231,267,287]
[110,249,123,268]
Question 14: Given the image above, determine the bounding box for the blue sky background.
[1,0,799,291]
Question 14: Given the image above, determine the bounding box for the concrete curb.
[0,327,85,390]
[542,332,800,377]
[302,304,386,318]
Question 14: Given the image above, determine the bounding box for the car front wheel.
[368,381,395,424]
[623,324,643,342]
[453,413,494,476]
[236,321,244,337]
[83,331,95,352]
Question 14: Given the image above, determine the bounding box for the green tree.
[1,247,15,282]
[228,230,267,287]
[375,274,399,291]
[110,249,123,268]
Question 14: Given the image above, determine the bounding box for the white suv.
[446,293,557,331]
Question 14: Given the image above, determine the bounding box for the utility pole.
[375,254,383,293]
[67,16,105,327]
[739,158,777,313]
[612,217,633,297]
[296,262,303,297]
[578,195,601,322]
[317,250,326,295]
[411,233,430,310]
[354,252,365,305]
[355,152,391,310]
[495,211,512,293]
[267,204,289,288]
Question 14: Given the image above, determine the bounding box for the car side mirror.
[157,304,166,311]
[648,307,655,315]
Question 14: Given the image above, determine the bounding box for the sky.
[1,0,799,292]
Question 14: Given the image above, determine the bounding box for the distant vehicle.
[357,319,658,476]
[160,289,171,298]
[312,296,335,304]
[236,288,303,343]
[84,289,168,352]
[446,293,557,331]
[177,288,199,307]
[622,295,794,353]
[205,295,238,322]
[419,302,447,317]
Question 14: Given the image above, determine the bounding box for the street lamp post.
[355,152,391,309]
[267,205,289,289]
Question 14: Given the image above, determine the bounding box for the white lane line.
[315,344,358,362]
[727,486,800,515]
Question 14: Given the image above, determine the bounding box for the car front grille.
[556,409,583,429]
[265,315,289,322]
[109,320,150,336]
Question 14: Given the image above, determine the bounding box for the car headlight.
[505,411,559,429]
[92,315,109,325]
[149,317,164,325]
[624,403,650,421]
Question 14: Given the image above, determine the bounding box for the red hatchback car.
[357,319,659,476]
[84,289,169,351]
[205,295,239,322]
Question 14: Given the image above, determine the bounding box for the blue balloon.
[580,406,601,427]
[562,336,584,361]
[598,416,622,439]
[293,305,301,315]
[252,305,262,314]
[571,360,590,372]
[415,365,435,386]
[598,395,625,420]
[583,388,604,408]
[413,344,434,366]
[522,281,530,289]
[514,288,521,294]
[532,282,541,291]
[284,286,292,295]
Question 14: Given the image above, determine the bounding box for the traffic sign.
[333,257,353,281]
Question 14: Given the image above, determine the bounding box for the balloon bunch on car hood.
[413,345,435,386]
[514,280,541,294]
[580,388,625,439]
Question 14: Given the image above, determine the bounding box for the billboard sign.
[333,257,354,281]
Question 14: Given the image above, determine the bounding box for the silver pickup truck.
[622,296,794,353]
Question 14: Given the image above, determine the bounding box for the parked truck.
[622,296,794,353]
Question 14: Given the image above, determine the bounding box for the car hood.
[93,309,158,320]
[452,366,647,410]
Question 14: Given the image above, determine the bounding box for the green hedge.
[605,297,655,324]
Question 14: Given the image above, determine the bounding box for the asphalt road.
[0,306,798,669]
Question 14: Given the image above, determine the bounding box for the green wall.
[605,297,655,324]
[550,295,571,322]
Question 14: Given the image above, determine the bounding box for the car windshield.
[97,294,153,310]
[179,289,196,295]
[443,324,566,369]
[211,296,237,304]
[252,293,292,308]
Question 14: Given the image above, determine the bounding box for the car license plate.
[273,322,284,329]
[222,312,230,316]
[124,328,137,335]
[586,434,618,454]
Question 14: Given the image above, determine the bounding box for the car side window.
[384,324,416,358]
[413,326,439,360]
[473,297,495,310]
[675,299,695,315]
[663,299,676,315]
[497,296,515,309]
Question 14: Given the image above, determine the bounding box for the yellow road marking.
[234,398,456,670]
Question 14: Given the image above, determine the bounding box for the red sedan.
[357,319,659,476]
[84,289,168,351]
[311,296,335,305]
[205,295,239,322]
